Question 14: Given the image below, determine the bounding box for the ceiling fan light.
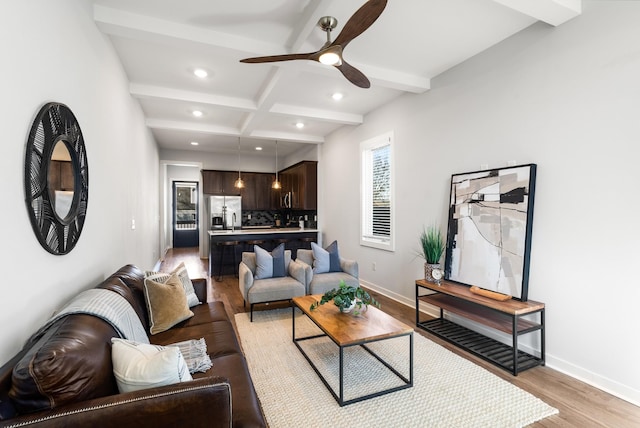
[319,51,341,66]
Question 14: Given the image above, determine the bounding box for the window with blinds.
[360,132,394,251]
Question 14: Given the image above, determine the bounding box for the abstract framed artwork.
[444,164,536,301]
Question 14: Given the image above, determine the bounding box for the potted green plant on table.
[310,280,380,316]
[418,225,445,284]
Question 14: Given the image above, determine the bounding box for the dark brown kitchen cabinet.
[242,172,279,210]
[257,173,279,210]
[202,170,241,195]
[280,161,317,210]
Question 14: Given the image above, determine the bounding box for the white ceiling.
[92,0,580,158]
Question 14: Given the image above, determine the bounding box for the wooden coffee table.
[292,295,413,406]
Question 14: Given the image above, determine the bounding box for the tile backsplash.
[243,210,317,229]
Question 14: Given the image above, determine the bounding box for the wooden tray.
[469,286,512,301]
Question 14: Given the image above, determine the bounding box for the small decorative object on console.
[431,268,443,285]
[418,225,444,283]
[310,280,379,316]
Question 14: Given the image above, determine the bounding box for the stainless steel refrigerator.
[209,195,242,230]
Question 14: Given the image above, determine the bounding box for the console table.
[415,279,545,375]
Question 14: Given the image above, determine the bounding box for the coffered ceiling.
[92,0,580,157]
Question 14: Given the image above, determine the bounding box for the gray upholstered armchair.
[296,248,359,295]
[239,249,306,321]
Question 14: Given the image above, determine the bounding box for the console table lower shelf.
[416,279,545,376]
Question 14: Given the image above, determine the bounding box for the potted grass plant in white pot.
[419,225,445,284]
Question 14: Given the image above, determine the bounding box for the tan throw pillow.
[145,262,200,308]
[144,273,194,335]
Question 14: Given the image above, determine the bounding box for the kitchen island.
[208,228,318,278]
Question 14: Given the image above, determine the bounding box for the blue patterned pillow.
[255,243,286,279]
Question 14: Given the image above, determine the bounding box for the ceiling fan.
[239,0,387,88]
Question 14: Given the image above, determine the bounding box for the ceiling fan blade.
[240,52,315,63]
[336,61,370,88]
[332,0,387,49]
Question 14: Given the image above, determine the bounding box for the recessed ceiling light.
[295,122,305,129]
[332,92,343,101]
[193,68,208,78]
[255,146,263,151]
[190,141,199,146]
[192,110,203,117]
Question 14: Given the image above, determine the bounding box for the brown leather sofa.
[0,265,266,428]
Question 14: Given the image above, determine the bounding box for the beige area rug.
[235,309,558,428]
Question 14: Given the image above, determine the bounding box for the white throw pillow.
[111,338,192,393]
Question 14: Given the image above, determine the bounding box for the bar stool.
[245,239,265,253]
[294,236,315,259]
[299,236,315,250]
[216,240,239,281]
[271,237,289,252]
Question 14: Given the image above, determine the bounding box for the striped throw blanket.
[32,289,211,373]
[169,338,213,373]
[42,288,149,344]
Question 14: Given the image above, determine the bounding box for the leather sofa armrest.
[192,278,207,303]
[340,258,359,278]
[1,377,232,428]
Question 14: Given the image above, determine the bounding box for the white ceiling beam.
[270,104,362,126]
[94,5,282,57]
[355,65,430,94]
[239,67,297,136]
[289,60,430,93]
[287,0,333,52]
[493,0,581,26]
[146,118,239,136]
[249,130,324,144]
[130,83,255,111]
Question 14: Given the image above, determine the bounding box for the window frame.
[360,131,395,252]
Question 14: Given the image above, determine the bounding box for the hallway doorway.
[173,181,199,248]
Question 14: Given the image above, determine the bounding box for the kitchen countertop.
[209,228,318,236]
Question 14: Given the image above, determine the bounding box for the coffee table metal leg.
[339,346,344,405]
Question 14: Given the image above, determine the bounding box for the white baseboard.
[360,279,640,407]
[544,354,640,407]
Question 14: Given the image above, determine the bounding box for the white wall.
[320,0,639,405]
[0,1,159,365]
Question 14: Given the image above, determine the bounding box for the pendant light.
[272,140,281,190]
[234,137,244,189]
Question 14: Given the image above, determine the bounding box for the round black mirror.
[24,103,89,255]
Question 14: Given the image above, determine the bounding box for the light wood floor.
[161,247,640,428]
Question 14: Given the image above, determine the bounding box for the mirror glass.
[48,140,75,219]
